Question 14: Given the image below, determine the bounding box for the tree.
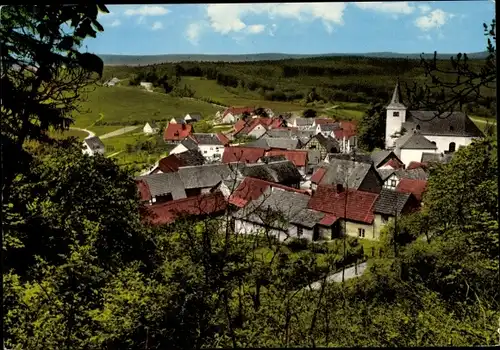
[357,103,387,151]
[302,109,317,119]
[254,107,269,118]
[1,5,107,202]
[194,120,213,133]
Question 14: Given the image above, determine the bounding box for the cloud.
[110,19,121,27]
[247,24,265,34]
[415,9,454,31]
[354,2,415,15]
[186,22,204,45]
[269,23,277,37]
[124,5,170,17]
[205,3,347,35]
[418,4,432,14]
[151,21,163,31]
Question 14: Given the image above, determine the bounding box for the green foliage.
[302,108,317,118]
[357,103,387,151]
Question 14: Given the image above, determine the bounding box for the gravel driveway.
[100,126,140,139]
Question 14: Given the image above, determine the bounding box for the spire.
[387,78,407,110]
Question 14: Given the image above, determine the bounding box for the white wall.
[222,113,237,124]
[143,123,157,134]
[385,108,407,148]
[383,173,400,190]
[170,143,190,155]
[82,144,104,156]
[400,148,436,167]
[198,144,224,161]
[423,135,475,154]
[248,124,267,139]
[234,219,318,242]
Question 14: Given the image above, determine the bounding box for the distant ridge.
[99,51,490,66]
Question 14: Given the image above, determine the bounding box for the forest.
[2,5,498,349]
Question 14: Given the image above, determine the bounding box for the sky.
[84,1,496,55]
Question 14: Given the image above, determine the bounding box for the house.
[149,150,205,174]
[332,121,358,153]
[265,149,309,176]
[104,77,120,87]
[169,137,199,155]
[143,191,227,225]
[82,136,105,156]
[372,188,420,237]
[169,117,186,124]
[315,122,340,137]
[385,80,484,152]
[228,176,310,208]
[381,167,429,191]
[184,113,202,123]
[135,172,187,205]
[222,146,267,164]
[396,178,428,202]
[140,81,153,91]
[307,184,379,240]
[220,107,255,124]
[233,117,284,139]
[393,131,438,167]
[370,150,405,169]
[240,160,303,189]
[302,133,340,160]
[310,159,383,194]
[246,137,302,150]
[266,127,315,142]
[177,163,233,197]
[143,121,159,134]
[163,123,193,143]
[232,187,330,241]
[289,117,315,129]
[258,155,287,163]
[306,150,322,174]
[190,133,230,161]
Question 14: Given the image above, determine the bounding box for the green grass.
[49,128,88,140]
[88,125,126,137]
[73,85,220,128]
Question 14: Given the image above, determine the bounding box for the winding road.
[70,127,95,139]
[306,262,368,291]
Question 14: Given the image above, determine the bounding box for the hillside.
[99,51,490,66]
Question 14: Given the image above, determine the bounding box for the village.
[81,81,484,242]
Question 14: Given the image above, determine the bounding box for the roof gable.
[373,189,412,215]
[178,163,232,189]
[396,178,427,201]
[164,123,193,141]
[266,149,308,167]
[222,146,267,163]
[397,132,437,150]
[84,136,104,150]
[136,172,187,200]
[405,111,484,137]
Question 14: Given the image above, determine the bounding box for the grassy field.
[73,85,220,128]
[49,128,88,140]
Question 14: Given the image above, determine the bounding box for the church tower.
[385,79,407,149]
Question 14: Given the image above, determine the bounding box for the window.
[381,214,389,223]
[449,142,456,152]
[393,111,400,117]
[309,145,317,149]
[297,226,303,237]
[390,179,397,187]
[431,141,436,146]
[204,150,207,154]
[358,228,365,238]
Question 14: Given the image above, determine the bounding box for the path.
[306,262,368,291]
[70,127,95,139]
[470,117,497,125]
[100,126,140,139]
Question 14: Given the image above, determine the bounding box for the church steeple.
[387,78,407,110]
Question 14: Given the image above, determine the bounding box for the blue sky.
[85,2,495,55]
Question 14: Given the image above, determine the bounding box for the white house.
[385,80,484,152]
[220,107,255,124]
[143,121,159,134]
[393,131,438,167]
[170,137,199,155]
[169,117,185,124]
[246,123,268,139]
[82,136,105,156]
[140,82,153,91]
[184,113,202,123]
[104,77,120,87]
[189,133,229,162]
[315,123,338,137]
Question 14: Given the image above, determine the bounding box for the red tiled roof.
[216,133,230,146]
[333,121,357,140]
[156,154,185,173]
[407,161,426,170]
[383,158,404,169]
[266,150,308,167]
[319,214,338,226]
[222,146,267,164]
[315,118,337,125]
[396,179,428,202]
[307,184,378,224]
[233,117,282,136]
[136,180,152,202]
[223,107,255,117]
[229,177,310,208]
[164,123,193,141]
[310,167,327,184]
[143,191,227,225]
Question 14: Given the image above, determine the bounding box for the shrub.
[286,237,309,252]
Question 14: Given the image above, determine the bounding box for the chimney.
[336,184,344,193]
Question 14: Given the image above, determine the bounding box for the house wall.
[372,214,392,240]
[289,225,315,241]
[358,168,383,193]
[344,220,377,240]
[383,174,400,190]
[222,113,237,124]
[234,219,288,241]
[248,124,267,139]
[423,135,476,154]
[170,143,190,155]
[400,148,436,167]
[143,124,157,134]
[385,108,407,148]
[198,144,224,161]
[170,118,178,124]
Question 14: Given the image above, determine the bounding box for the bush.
[309,242,329,254]
[286,237,309,252]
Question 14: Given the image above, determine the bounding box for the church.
[385,81,484,167]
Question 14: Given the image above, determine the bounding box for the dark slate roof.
[178,163,232,189]
[176,149,206,166]
[84,136,105,150]
[191,133,224,146]
[395,168,429,180]
[371,150,396,168]
[421,152,454,164]
[377,168,396,181]
[316,159,373,189]
[404,111,484,137]
[241,160,302,184]
[172,117,185,124]
[136,172,187,200]
[373,189,411,215]
[326,152,373,164]
[318,123,340,132]
[290,208,326,228]
[259,155,287,163]
[386,81,407,110]
[295,118,315,126]
[234,187,310,229]
[306,133,340,153]
[396,132,437,150]
[265,137,301,150]
[186,113,202,121]
[181,137,199,151]
[245,138,270,149]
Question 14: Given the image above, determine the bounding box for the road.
[100,126,140,139]
[306,262,368,291]
[70,127,95,139]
